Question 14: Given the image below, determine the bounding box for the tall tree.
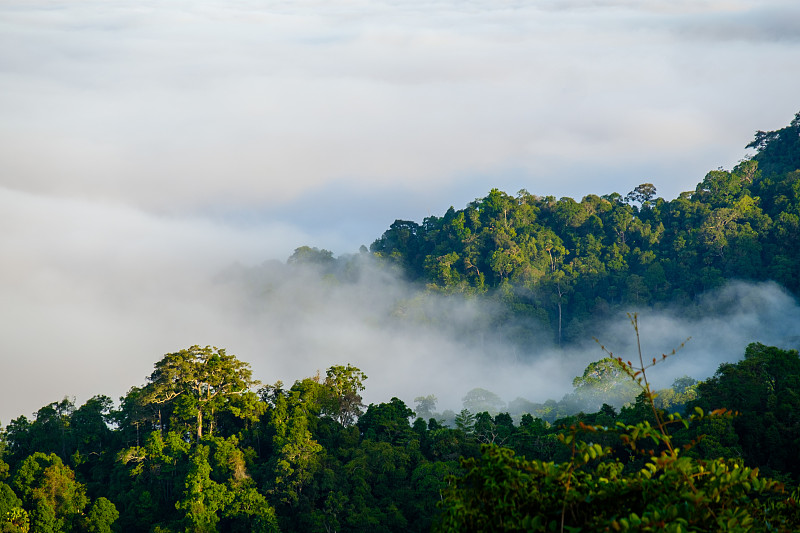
[462,388,505,416]
[144,346,259,440]
[322,365,367,427]
[625,183,657,208]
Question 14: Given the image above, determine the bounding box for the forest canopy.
[2,112,800,531]
[367,113,800,344]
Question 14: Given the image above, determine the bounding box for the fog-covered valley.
[4,205,799,427]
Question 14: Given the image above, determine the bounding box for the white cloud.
[0,186,310,423]
[2,190,799,425]
[1,0,797,216]
[0,0,799,423]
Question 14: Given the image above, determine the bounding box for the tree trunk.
[556,283,563,347]
[557,300,562,346]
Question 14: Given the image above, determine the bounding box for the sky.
[1,0,800,424]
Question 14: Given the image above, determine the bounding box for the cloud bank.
[1,0,800,424]
[3,189,799,426]
[1,0,799,224]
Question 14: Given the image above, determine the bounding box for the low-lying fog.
[2,189,800,426]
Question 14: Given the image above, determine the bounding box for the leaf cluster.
[437,315,800,532]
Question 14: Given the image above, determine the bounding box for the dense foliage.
[3,340,800,531]
[2,112,800,531]
[369,112,800,345]
[436,318,800,532]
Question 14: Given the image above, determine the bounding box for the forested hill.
[369,112,800,344]
[1,114,800,533]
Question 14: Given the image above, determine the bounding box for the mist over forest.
[4,202,800,427]
[3,112,800,427]
[212,255,800,417]
[3,110,800,532]
[4,0,800,529]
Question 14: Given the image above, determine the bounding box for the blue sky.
[1,0,799,423]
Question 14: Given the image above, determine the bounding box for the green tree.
[144,346,259,440]
[0,482,22,526]
[71,395,113,457]
[747,110,800,176]
[11,452,88,533]
[625,183,657,208]
[438,320,795,532]
[437,437,789,532]
[222,482,278,533]
[568,357,640,413]
[357,398,415,444]
[454,410,476,438]
[262,380,324,506]
[114,430,191,531]
[691,343,800,478]
[287,246,335,267]
[462,388,505,416]
[322,365,367,427]
[176,444,232,533]
[473,413,514,446]
[83,497,119,533]
[413,395,438,420]
[1,506,29,533]
[4,399,76,465]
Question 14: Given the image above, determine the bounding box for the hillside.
[1,112,800,532]
[366,112,800,344]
